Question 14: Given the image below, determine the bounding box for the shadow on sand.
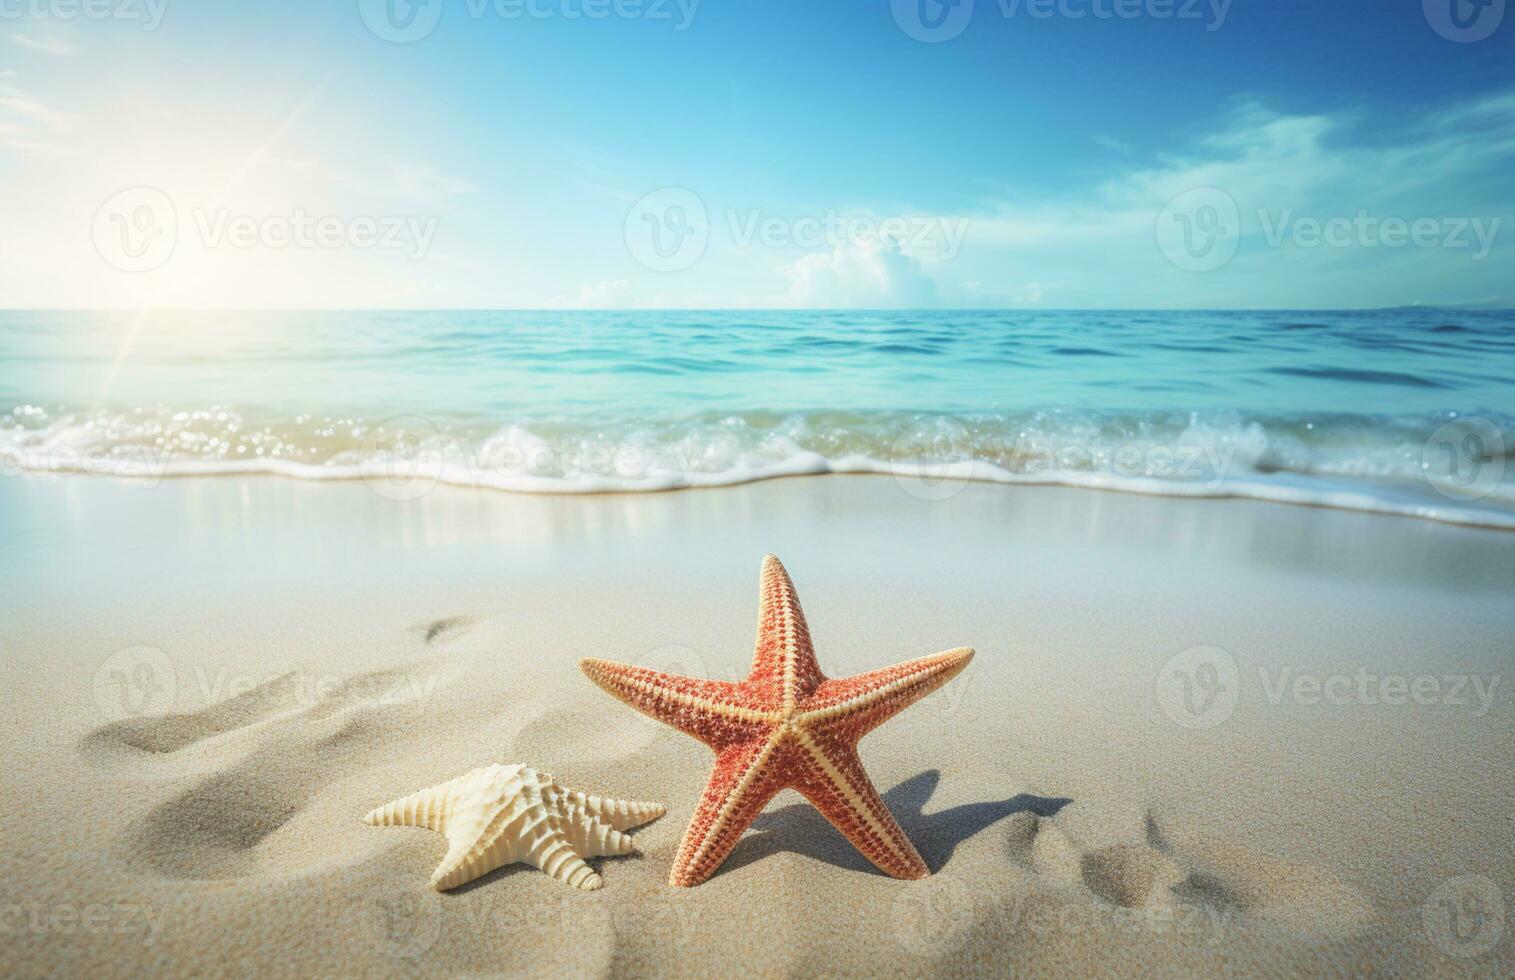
[723,770,1072,877]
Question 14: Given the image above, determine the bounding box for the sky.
[0,0,1512,309]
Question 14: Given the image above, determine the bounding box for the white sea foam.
[3,405,1512,530]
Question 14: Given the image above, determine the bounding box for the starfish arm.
[564,811,638,859]
[522,826,603,891]
[749,554,826,708]
[580,658,778,743]
[430,827,511,891]
[800,647,974,738]
[551,785,667,831]
[669,737,789,887]
[363,776,467,833]
[791,732,929,880]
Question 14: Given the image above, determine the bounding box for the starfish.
[363,763,665,891]
[581,554,973,887]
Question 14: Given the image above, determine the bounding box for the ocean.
[2,309,1512,527]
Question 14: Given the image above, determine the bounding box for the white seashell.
[363,763,665,891]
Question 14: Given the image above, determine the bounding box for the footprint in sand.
[85,670,310,756]
[88,656,457,880]
[409,615,477,646]
[122,714,382,879]
[1142,815,1376,938]
[84,612,475,759]
[84,661,447,759]
[1005,809,1375,942]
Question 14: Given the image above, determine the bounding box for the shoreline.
[3,457,1514,533]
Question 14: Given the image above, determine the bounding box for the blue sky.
[1,0,1512,308]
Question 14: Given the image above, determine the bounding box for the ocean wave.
[3,404,1512,530]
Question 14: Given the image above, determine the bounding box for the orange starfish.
[580,554,973,887]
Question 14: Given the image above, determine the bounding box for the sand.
[2,473,1512,977]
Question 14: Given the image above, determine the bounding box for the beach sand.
[2,473,1512,977]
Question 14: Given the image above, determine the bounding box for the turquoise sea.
[2,309,1512,526]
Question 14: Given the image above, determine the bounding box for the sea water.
[2,309,1511,526]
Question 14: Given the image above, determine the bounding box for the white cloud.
[948,104,1346,253]
[1014,281,1062,305]
[11,33,77,57]
[1,137,67,159]
[373,164,477,207]
[552,278,632,308]
[780,242,940,308]
[0,85,69,130]
[903,94,1515,307]
[0,118,67,158]
[0,83,70,158]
